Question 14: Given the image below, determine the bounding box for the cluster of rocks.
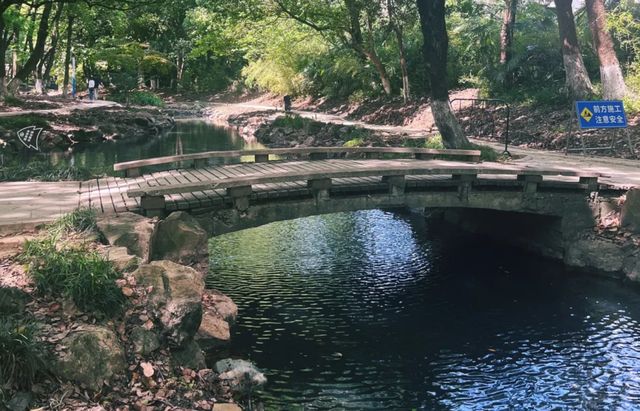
[0,108,176,153]
[4,211,266,410]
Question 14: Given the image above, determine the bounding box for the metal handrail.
[450,98,511,156]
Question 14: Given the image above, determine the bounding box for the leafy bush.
[272,114,308,130]
[343,137,365,148]
[20,238,124,317]
[0,315,48,393]
[112,91,165,107]
[2,95,24,107]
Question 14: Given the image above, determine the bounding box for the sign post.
[569,100,633,156]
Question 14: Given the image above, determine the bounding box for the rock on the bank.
[564,237,628,274]
[152,211,208,266]
[196,311,230,349]
[100,246,141,272]
[55,325,126,391]
[621,189,640,234]
[171,340,207,370]
[133,260,205,347]
[214,359,267,395]
[130,327,161,356]
[97,213,157,262]
[204,289,238,323]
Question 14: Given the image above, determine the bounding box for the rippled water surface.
[207,210,640,410]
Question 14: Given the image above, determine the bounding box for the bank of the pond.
[0,210,259,410]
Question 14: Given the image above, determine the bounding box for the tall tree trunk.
[388,0,410,102]
[585,0,628,99]
[554,0,594,99]
[62,14,74,98]
[8,1,53,94]
[42,4,64,86]
[416,0,468,149]
[500,0,517,86]
[345,0,392,95]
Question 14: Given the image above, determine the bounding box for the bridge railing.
[126,161,601,216]
[114,147,482,177]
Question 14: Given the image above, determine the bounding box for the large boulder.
[152,211,208,266]
[133,261,205,347]
[564,237,627,274]
[214,359,267,395]
[100,246,141,273]
[97,212,157,262]
[196,311,230,350]
[56,325,126,391]
[130,327,161,356]
[171,340,207,370]
[621,189,640,234]
[204,289,238,323]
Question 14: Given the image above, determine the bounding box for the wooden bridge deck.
[80,159,602,215]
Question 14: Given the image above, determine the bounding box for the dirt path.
[0,99,121,117]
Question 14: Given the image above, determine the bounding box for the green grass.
[3,95,24,107]
[0,162,95,182]
[45,207,98,238]
[20,210,125,318]
[0,315,48,394]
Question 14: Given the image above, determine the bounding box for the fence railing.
[450,98,511,156]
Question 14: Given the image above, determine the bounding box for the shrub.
[272,114,308,130]
[343,137,365,148]
[0,316,48,393]
[20,238,124,317]
[112,91,165,107]
[0,115,49,131]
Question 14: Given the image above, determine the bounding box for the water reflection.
[9,120,256,175]
[208,210,640,410]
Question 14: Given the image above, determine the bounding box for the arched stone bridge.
[80,147,610,236]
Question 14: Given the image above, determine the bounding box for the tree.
[499,0,517,78]
[386,0,413,102]
[585,0,628,99]
[416,0,469,149]
[554,0,594,99]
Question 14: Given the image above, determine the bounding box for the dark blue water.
[207,210,640,410]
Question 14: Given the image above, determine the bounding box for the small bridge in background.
[78,147,606,237]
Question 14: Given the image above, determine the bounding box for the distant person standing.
[88,78,96,101]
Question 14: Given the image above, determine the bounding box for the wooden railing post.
[307,178,332,201]
[193,159,208,168]
[226,185,252,212]
[125,168,141,178]
[140,195,166,218]
[453,174,477,201]
[382,175,406,196]
[579,176,598,191]
[255,154,269,163]
[518,174,543,194]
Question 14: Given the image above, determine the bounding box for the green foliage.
[2,95,25,107]
[343,137,365,148]
[20,210,125,318]
[424,134,445,149]
[273,114,308,130]
[112,91,165,107]
[0,315,48,393]
[0,162,94,182]
[46,207,98,238]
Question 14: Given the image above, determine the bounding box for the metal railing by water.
[450,98,511,156]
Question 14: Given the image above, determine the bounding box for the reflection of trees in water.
[11,121,245,175]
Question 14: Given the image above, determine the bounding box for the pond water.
[207,210,640,410]
[11,120,252,174]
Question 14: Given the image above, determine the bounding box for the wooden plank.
[114,147,483,172]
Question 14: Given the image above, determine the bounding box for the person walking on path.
[88,78,96,101]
